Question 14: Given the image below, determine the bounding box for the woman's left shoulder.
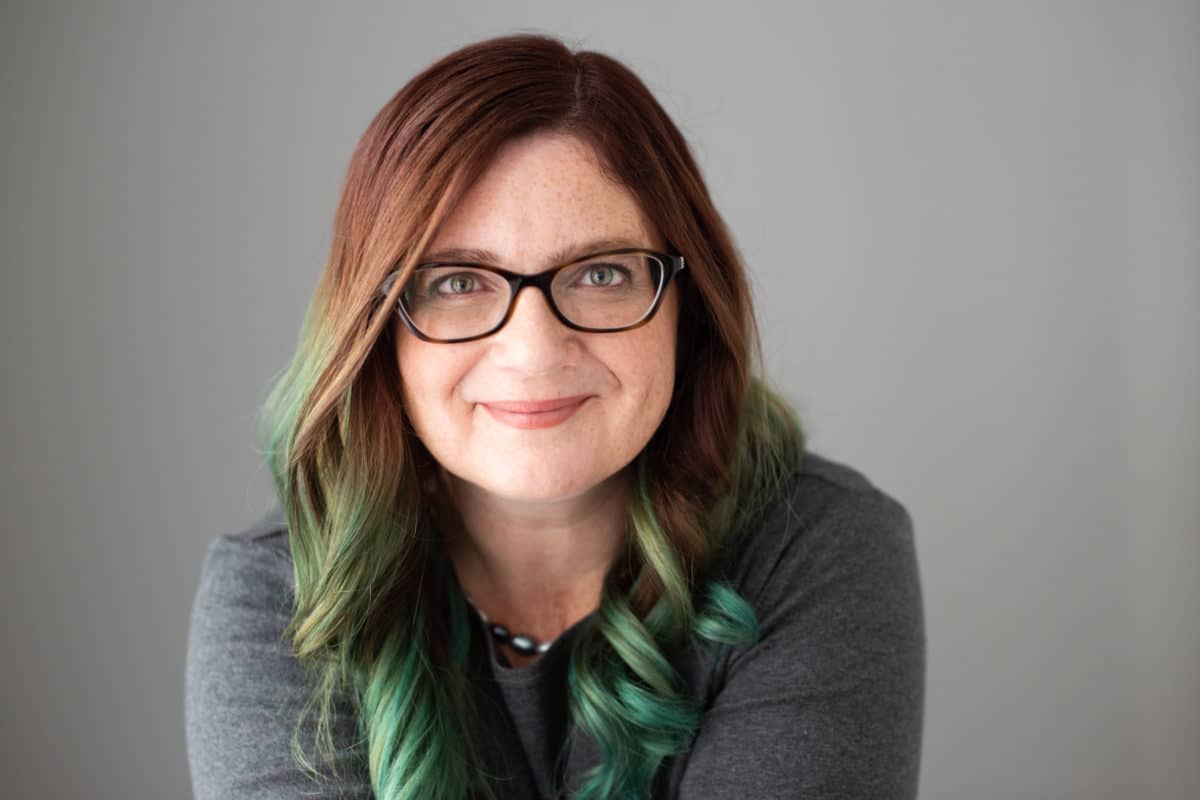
[676,465,925,799]
[716,448,919,617]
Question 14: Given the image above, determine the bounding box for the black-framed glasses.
[377,248,686,343]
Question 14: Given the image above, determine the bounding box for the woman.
[185,33,925,800]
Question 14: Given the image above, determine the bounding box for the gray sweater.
[185,450,925,798]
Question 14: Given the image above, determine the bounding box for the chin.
[488,471,595,503]
[471,457,619,503]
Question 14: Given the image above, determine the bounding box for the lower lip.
[481,398,589,430]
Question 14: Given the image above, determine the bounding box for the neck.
[440,467,632,642]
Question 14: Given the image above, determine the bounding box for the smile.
[480,395,591,430]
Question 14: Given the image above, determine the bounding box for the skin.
[394,131,679,668]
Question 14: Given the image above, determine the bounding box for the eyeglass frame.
[376,247,687,343]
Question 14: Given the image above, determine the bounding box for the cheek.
[611,325,677,429]
[647,345,677,417]
[643,296,679,404]
[395,334,465,430]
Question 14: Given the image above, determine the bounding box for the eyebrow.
[420,236,649,267]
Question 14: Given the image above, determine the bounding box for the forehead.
[424,132,659,268]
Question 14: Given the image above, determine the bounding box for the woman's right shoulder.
[186,504,302,745]
[186,506,374,798]
[195,504,295,607]
[187,504,298,687]
[213,503,291,551]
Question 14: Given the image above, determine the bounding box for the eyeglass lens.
[400,252,665,340]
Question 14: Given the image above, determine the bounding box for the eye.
[578,263,628,287]
[434,272,481,295]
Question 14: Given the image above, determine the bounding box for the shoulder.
[186,503,297,697]
[185,504,297,707]
[678,451,925,797]
[186,506,372,798]
[715,449,919,627]
[209,503,291,552]
[193,505,294,609]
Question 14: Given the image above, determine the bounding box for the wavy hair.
[258,32,806,800]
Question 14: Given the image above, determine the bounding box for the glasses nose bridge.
[502,270,566,329]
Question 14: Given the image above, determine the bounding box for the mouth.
[479,394,592,430]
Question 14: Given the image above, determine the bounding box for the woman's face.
[394,132,678,503]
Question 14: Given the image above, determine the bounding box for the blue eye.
[579,264,628,287]
[433,273,481,295]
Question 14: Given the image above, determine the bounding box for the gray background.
[2,1,1197,798]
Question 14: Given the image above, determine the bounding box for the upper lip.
[480,394,592,414]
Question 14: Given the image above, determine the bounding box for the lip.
[480,394,592,429]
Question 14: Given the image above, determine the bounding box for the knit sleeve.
[677,483,926,799]
[184,532,374,799]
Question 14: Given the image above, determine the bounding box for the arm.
[678,487,926,799]
[184,532,374,799]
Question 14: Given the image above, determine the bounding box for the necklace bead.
[465,593,555,655]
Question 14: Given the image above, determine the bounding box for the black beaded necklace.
[463,593,555,657]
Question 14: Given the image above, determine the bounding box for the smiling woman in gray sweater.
[185,33,925,800]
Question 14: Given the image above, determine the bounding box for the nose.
[488,285,578,374]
